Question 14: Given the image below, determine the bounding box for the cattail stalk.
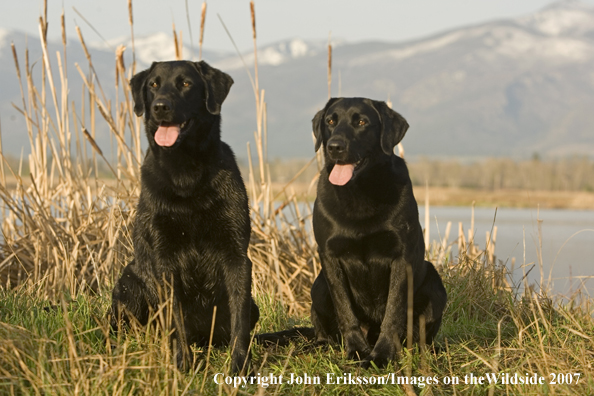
[327,33,332,99]
[250,1,260,106]
[128,0,136,74]
[173,23,181,60]
[199,2,207,60]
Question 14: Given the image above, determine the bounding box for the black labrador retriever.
[110,61,259,373]
[309,97,447,368]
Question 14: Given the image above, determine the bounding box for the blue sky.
[3,0,593,52]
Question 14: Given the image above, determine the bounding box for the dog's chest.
[145,209,234,270]
[326,231,401,314]
[326,230,400,261]
[153,211,206,245]
[139,210,230,296]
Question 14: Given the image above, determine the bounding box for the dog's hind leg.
[310,273,342,344]
[413,261,447,344]
[250,298,260,330]
[110,261,153,331]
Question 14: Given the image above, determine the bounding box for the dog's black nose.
[152,99,172,118]
[327,139,347,157]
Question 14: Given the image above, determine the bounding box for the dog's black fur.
[309,97,447,368]
[110,61,259,373]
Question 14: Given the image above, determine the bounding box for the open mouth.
[154,119,194,147]
[328,158,366,186]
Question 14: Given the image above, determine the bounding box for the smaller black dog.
[110,61,258,373]
[310,97,447,368]
[257,98,447,366]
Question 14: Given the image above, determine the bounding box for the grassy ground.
[1,257,593,395]
[1,3,593,395]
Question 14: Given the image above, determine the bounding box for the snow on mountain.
[89,34,327,70]
[214,38,330,70]
[351,0,594,68]
[90,32,229,67]
[518,0,594,37]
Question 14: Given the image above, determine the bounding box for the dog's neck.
[143,121,222,198]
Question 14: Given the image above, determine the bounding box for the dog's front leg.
[320,253,371,361]
[224,257,254,374]
[361,259,408,369]
[170,294,192,370]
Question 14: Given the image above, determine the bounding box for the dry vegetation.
[0,2,593,395]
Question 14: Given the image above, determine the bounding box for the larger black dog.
[310,97,447,368]
[110,61,259,373]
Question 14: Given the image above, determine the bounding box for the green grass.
[1,259,592,396]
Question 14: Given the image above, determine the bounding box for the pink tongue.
[154,125,180,147]
[329,164,355,186]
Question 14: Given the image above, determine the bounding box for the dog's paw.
[345,344,371,361]
[230,351,251,375]
[359,357,374,370]
[359,341,395,369]
[346,348,370,362]
[345,341,371,362]
[359,353,390,369]
[344,331,371,361]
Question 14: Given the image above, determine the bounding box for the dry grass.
[0,2,592,395]
[412,185,594,209]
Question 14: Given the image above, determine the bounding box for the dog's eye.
[358,120,366,126]
[149,81,158,88]
[182,81,191,87]
[327,119,335,125]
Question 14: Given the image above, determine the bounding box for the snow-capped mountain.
[90,32,229,67]
[214,38,332,70]
[518,0,594,37]
[89,34,327,69]
[1,0,594,159]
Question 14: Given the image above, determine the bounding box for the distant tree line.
[408,157,594,192]
[250,156,594,192]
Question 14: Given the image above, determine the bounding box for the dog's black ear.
[129,63,157,117]
[193,61,234,115]
[312,98,340,152]
[371,100,409,155]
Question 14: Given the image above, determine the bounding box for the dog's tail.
[255,327,316,347]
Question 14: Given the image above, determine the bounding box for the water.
[418,206,594,297]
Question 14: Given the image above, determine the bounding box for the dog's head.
[312,97,409,186]
[130,60,233,149]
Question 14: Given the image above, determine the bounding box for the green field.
[1,261,593,395]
